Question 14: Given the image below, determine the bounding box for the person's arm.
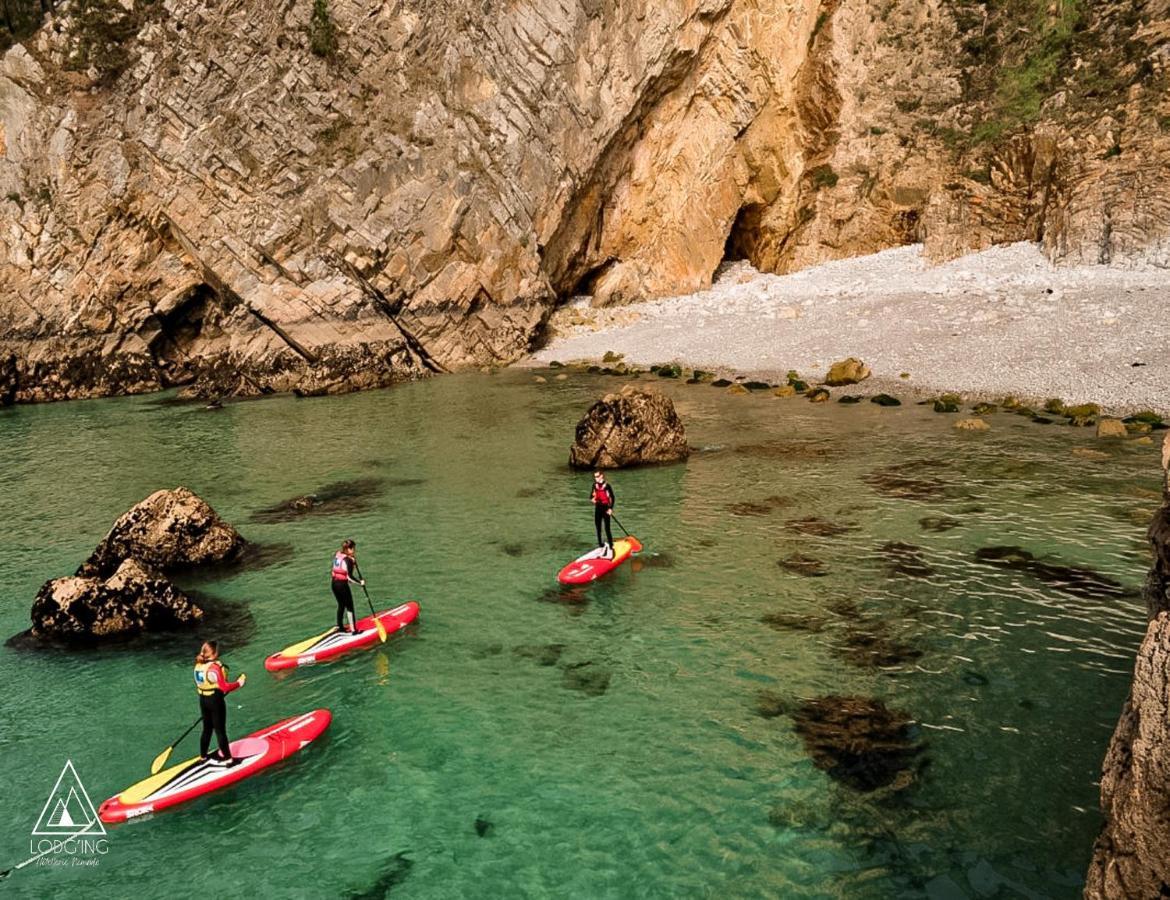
[606,484,615,507]
[209,661,244,694]
[346,556,364,585]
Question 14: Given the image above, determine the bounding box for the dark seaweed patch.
[562,662,611,696]
[345,852,414,899]
[513,643,565,666]
[779,554,828,577]
[974,546,1131,599]
[249,477,385,523]
[728,495,795,517]
[761,612,827,633]
[787,516,859,537]
[790,696,926,792]
[919,516,961,533]
[878,542,936,578]
[863,462,950,501]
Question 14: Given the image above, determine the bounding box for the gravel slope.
[529,243,1170,414]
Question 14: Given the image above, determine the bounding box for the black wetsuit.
[331,554,359,631]
[199,693,229,759]
[592,481,615,548]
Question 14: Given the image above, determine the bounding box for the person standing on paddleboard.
[194,640,246,766]
[591,470,616,558]
[331,538,365,634]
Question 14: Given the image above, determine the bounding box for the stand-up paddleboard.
[98,709,332,823]
[264,602,420,672]
[558,537,643,585]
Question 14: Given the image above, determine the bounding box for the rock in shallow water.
[569,385,688,469]
[81,487,245,578]
[30,558,203,642]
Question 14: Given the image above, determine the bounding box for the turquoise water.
[0,371,1160,898]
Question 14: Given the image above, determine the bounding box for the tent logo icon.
[32,760,105,837]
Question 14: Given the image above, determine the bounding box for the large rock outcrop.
[30,557,203,641]
[1,0,1169,402]
[1086,433,1170,897]
[22,487,243,643]
[80,486,245,578]
[569,384,689,469]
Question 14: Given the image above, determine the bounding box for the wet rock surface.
[569,385,689,469]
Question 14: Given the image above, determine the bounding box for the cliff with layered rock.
[1085,433,1170,898]
[1,0,1168,402]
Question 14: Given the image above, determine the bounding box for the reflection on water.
[0,371,1159,898]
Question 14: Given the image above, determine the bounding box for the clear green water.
[0,372,1160,899]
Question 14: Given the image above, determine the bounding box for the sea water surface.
[0,371,1160,899]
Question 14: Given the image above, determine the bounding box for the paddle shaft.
[0,817,105,878]
[353,564,388,641]
[169,716,202,755]
[609,512,631,538]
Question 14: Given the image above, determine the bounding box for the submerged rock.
[919,516,961,532]
[779,553,828,577]
[954,417,990,432]
[839,624,924,669]
[30,559,204,642]
[513,643,565,666]
[561,662,611,697]
[761,612,827,633]
[786,516,858,537]
[756,689,792,719]
[863,462,950,501]
[1096,418,1128,438]
[727,495,793,516]
[790,695,926,792]
[878,542,936,578]
[569,385,689,469]
[974,546,1130,599]
[81,487,245,579]
[248,477,387,523]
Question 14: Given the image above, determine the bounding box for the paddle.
[150,716,202,775]
[0,818,105,879]
[354,564,388,643]
[610,513,633,540]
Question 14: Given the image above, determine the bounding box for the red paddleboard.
[558,536,643,585]
[264,602,420,671]
[98,709,332,823]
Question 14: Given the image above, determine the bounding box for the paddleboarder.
[331,538,366,634]
[194,640,246,766]
[591,470,616,558]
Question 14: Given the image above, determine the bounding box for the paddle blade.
[375,618,388,643]
[150,746,173,775]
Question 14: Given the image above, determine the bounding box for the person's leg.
[212,693,231,761]
[198,695,213,758]
[603,511,614,548]
[595,505,605,548]
[346,595,358,633]
[333,581,346,629]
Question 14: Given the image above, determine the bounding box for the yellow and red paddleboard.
[558,537,643,585]
[98,709,331,823]
[264,602,419,671]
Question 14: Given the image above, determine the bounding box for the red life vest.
[331,552,350,582]
[592,484,611,505]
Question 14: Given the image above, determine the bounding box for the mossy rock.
[691,369,716,383]
[1126,421,1153,434]
[1031,415,1054,425]
[807,388,831,403]
[711,379,733,388]
[838,395,863,404]
[549,360,564,368]
[772,385,797,398]
[726,383,751,395]
[1067,415,1096,427]
[971,402,997,415]
[586,364,602,374]
[1064,403,1101,419]
[745,381,772,391]
[933,400,960,413]
[655,363,683,379]
[1124,411,1164,426]
[602,350,625,363]
[871,394,901,407]
[790,379,810,393]
[1000,395,1022,410]
[1043,398,1066,415]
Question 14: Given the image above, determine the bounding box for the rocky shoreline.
[1085,434,1170,898]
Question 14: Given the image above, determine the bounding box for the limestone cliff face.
[1086,433,1170,898]
[0,0,1168,401]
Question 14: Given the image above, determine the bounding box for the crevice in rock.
[145,283,215,387]
[723,204,765,265]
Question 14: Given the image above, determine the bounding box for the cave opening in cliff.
[723,204,765,266]
[147,283,216,386]
[566,257,617,303]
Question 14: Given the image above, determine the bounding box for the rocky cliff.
[1085,433,1170,898]
[1,0,1168,402]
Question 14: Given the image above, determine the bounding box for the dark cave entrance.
[146,283,216,387]
[723,204,764,265]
